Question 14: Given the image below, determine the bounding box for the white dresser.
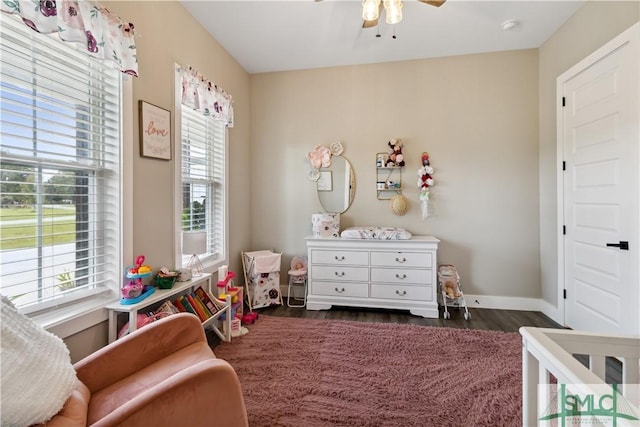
[305,236,439,318]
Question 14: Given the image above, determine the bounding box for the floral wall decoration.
[306,142,343,181]
[386,138,405,167]
[1,0,139,76]
[417,152,434,220]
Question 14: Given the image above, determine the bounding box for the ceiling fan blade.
[362,18,379,28]
[418,0,446,7]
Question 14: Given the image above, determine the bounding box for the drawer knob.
[395,290,407,296]
[334,287,345,293]
[395,273,407,279]
[335,255,345,261]
[395,257,407,263]
[334,271,345,277]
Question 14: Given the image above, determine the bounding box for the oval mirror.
[317,156,355,214]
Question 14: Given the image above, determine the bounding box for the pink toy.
[122,255,152,299]
[121,278,144,299]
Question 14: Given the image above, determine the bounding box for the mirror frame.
[316,155,355,214]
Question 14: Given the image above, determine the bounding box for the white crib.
[520,327,639,426]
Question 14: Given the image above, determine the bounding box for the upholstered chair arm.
[91,359,249,427]
[75,313,207,392]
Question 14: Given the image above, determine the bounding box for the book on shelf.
[186,293,209,322]
[173,298,187,313]
[177,295,198,317]
[190,292,213,319]
[194,286,219,315]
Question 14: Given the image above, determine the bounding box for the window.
[0,14,123,313]
[178,106,227,268]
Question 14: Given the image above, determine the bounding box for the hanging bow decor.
[417,152,434,220]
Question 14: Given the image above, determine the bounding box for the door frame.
[556,22,640,327]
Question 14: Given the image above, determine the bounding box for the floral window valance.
[179,65,234,127]
[1,0,138,77]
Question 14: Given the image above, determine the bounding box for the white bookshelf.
[105,273,231,343]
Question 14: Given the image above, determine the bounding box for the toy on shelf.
[121,255,154,304]
[216,271,236,297]
[217,270,254,332]
[126,255,152,279]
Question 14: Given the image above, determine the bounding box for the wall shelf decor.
[376,152,403,200]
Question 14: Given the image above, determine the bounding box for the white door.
[560,23,639,336]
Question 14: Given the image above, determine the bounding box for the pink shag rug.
[214,316,522,427]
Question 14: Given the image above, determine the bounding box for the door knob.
[606,241,629,250]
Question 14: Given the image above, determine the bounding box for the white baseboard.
[539,299,563,325]
[285,286,558,317]
[463,294,542,311]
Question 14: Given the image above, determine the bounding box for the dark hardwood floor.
[207,304,561,348]
[252,304,563,333]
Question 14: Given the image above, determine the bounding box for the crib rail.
[520,327,640,426]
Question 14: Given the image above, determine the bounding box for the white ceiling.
[180,0,585,74]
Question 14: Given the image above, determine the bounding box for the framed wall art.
[317,171,333,191]
[139,100,171,160]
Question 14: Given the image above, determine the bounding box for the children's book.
[190,292,212,319]
[186,293,208,322]
[178,295,197,317]
[194,286,219,315]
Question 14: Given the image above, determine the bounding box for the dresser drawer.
[370,284,433,301]
[311,265,369,282]
[370,267,432,285]
[311,249,368,266]
[312,281,369,298]
[370,251,432,268]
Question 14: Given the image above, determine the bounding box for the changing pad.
[340,227,412,240]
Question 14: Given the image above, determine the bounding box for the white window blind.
[180,108,226,265]
[0,13,122,312]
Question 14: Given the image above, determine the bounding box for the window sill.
[31,292,117,339]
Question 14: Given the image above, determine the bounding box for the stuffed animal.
[386,139,405,167]
[444,280,462,299]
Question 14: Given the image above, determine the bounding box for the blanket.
[1,295,77,427]
[340,226,412,240]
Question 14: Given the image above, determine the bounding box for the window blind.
[180,108,226,264]
[0,13,122,312]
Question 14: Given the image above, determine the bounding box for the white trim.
[122,75,134,284]
[222,124,230,277]
[32,76,133,339]
[173,64,183,269]
[172,64,230,276]
[464,294,542,311]
[556,73,566,327]
[540,299,561,324]
[555,22,640,332]
[34,293,113,338]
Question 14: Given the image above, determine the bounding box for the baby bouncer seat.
[438,264,470,320]
[287,256,308,307]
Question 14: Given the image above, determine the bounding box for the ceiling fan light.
[384,0,403,25]
[362,0,381,21]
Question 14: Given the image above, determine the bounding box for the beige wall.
[63,0,639,358]
[105,0,251,276]
[538,2,639,316]
[64,1,251,359]
[250,50,541,300]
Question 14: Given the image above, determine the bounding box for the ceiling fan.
[362,0,446,28]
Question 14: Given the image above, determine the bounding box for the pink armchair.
[37,313,248,427]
